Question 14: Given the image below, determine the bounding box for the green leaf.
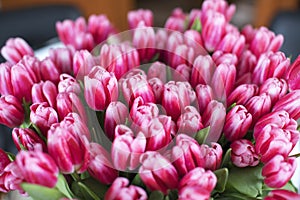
[221,148,232,168]
[72,177,108,200]
[56,174,75,199]
[131,174,146,189]
[225,164,264,198]
[21,183,65,200]
[195,126,210,144]
[214,168,229,193]
[167,189,178,200]
[191,18,202,32]
[148,190,165,200]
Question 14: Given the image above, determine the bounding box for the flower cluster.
[0,0,300,199]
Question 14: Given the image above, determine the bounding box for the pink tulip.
[286,55,300,90]
[223,105,252,141]
[47,120,90,174]
[147,61,167,83]
[202,100,226,143]
[0,62,13,96]
[178,186,210,200]
[264,189,300,200]
[30,103,59,136]
[165,32,184,64]
[49,45,75,74]
[1,37,34,64]
[190,55,215,87]
[73,50,96,79]
[40,57,61,84]
[15,149,59,188]
[169,44,195,68]
[171,134,204,177]
[272,89,300,120]
[252,51,290,85]
[104,177,147,200]
[88,143,118,184]
[179,167,217,195]
[227,83,258,107]
[132,22,156,62]
[87,14,115,45]
[139,151,178,194]
[177,106,203,137]
[58,74,81,94]
[215,32,245,57]
[164,16,186,32]
[255,125,293,163]
[195,84,214,115]
[120,71,155,108]
[56,92,87,121]
[201,10,226,52]
[162,81,191,121]
[18,55,41,83]
[201,0,236,22]
[259,78,288,105]
[0,162,24,193]
[174,63,191,82]
[199,142,223,171]
[128,9,153,29]
[236,50,257,78]
[104,101,129,140]
[112,125,146,170]
[187,9,201,29]
[148,78,164,103]
[262,155,296,188]
[0,148,10,176]
[12,128,47,152]
[183,30,204,52]
[245,93,272,126]
[211,63,236,102]
[0,95,24,128]
[212,50,238,66]
[31,81,58,108]
[84,66,118,111]
[230,139,259,167]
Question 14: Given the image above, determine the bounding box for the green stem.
[78,182,101,200]
[290,153,300,158]
[71,173,81,182]
[32,123,47,142]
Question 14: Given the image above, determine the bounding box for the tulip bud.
[18,55,41,83]
[165,32,184,63]
[0,62,13,96]
[0,162,24,193]
[88,143,118,184]
[236,50,257,78]
[15,149,59,188]
[0,148,10,173]
[179,167,217,194]
[202,0,236,22]
[73,50,96,79]
[0,95,24,128]
[195,84,214,115]
[58,74,81,94]
[202,100,226,143]
[12,128,47,152]
[252,51,290,85]
[169,44,195,69]
[264,189,300,200]
[199,142,223,171]
[49,45,75,74]
[183,30,204,52]
[47,121,90,174]
[201,10,226,52]
[87,14,115,45]
[84,66,118,111]
[216,32,245,57]
[31,81,58,108]
[1,37,34,64]
[286,55,300,90]
[128,9,153,29]
[245,93,272,126]
[148,78,164,103]
[132,22,156,62]
[211,63,236,102]
[187,9,201,29]
[139,151,178,194]
[191,55,215,87]
[262,155,296,188]
[223,105,252,141]
[164,16,185,32]
[112,126,146,170]
[212,51,238,67]
[259,78,288,105]
[177,106,203,137]
[171,134,204,177]
[104,177,148,200]
[162,81,191,121]
[230,139,259,167]
[272,89,300,120]
[147,61,167,83]
[30,103,59,136]
[40,57,61,84]
[227,83,258,107]
[104,101,129,140]
[174,63,191,82]
[254,125,293,163]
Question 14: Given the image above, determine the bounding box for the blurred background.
[0,0,300,151]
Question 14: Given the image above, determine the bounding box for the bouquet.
[0,0,300,199]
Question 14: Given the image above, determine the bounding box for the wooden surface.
[1,0,135,31]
